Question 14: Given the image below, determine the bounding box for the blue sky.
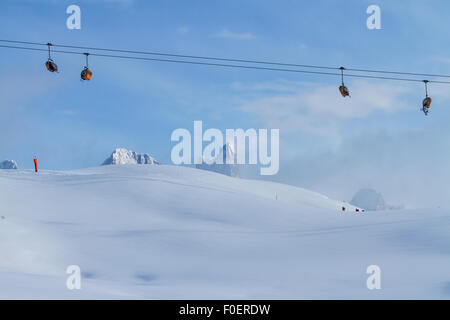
[1,0,450,207]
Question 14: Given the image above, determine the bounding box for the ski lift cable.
[1,39,450,79]
[0,39,339,71]
[2,43,450,84]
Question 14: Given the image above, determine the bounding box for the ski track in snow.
[0,164,449,299]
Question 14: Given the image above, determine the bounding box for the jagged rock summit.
[196,143,240,177]
[0,160,18,169]
[102,148,158,165]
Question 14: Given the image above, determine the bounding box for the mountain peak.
[350,188,386,211]
[0,160,18,169]
[221,142,235,161]
[102,148,158,166]
[196,143,240,177]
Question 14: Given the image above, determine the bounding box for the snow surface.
[0,165,449,299]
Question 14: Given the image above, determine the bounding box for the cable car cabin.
[339,85,350,97]
[81,67,92,81]
[45,60,58,73]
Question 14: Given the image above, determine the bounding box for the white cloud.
[237,80,412,134]
[176,26,189,35]
[214,29,255,40]
[58,109,78,116]
[298,43,308,52]
[231,80,306,93]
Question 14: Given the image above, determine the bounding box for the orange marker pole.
[33,157,38,173]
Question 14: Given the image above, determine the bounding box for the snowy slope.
[0,165,449,299]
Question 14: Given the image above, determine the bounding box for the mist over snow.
[350,188,402,211]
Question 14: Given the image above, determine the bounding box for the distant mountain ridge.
[350,188,402,211]
[0,160,18,169]
[102,148,158,165]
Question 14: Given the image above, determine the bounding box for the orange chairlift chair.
[44,43,58,73]
[81,53,92,81]
[339,66,350,98]
[422,80,432,115]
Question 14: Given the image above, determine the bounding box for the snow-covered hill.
[0,165,449,299]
